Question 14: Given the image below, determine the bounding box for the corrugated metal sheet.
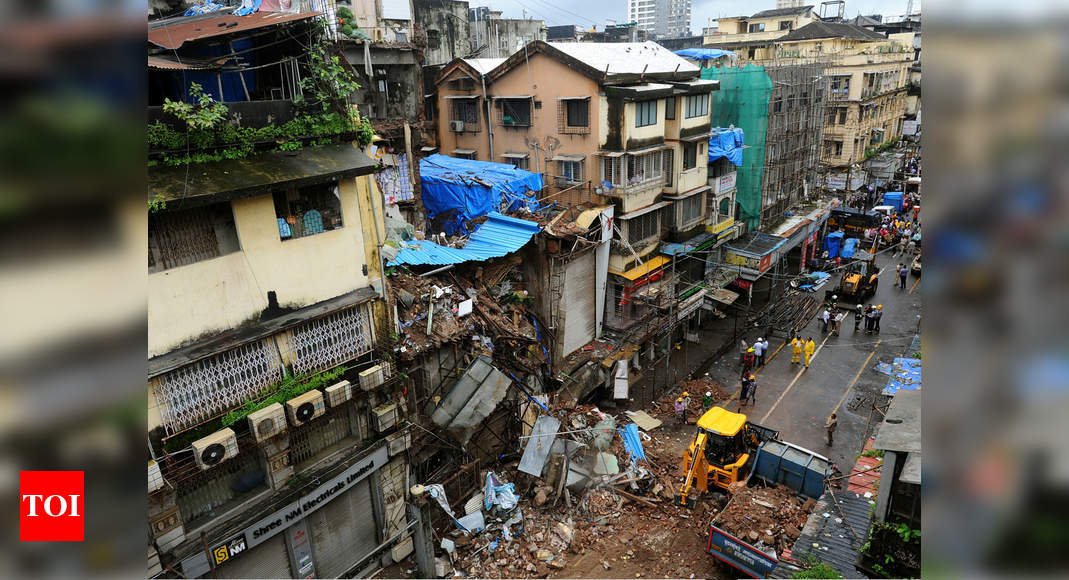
[387,213,541,266]
[148,11,321,50]
[768,490,874,579]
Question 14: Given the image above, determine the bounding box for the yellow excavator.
[675,407,779,508]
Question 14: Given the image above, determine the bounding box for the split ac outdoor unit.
[247,402,287,443]
[286,390,326,427]
[372,402,399,432]
[359,363,391,391]
[324,380,353,408]
[192,428,239,471]
[450,120,466,132]
[148,460,165,493]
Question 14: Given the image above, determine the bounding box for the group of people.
[790,336,817,368]
[739,337,770,377]
[853,303,883,334]
[674,384,720,425]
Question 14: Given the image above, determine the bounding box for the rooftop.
[750,6,814,19]
[779,21,888,42]
[873,389,921,453]
[546,41,698,78]
[463,58,505,76]
[148,9,321,50]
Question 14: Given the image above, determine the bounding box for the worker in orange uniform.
[790,336,803,364]
[803,337,816,368]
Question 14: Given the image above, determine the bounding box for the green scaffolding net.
[700,64,772,231]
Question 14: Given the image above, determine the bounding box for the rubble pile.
[715,482,814,554]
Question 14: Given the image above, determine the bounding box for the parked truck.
[705,439,832,578]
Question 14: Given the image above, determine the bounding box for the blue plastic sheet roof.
[420,154,544,235]
[617,423,649,465]
[674,48,735,61]
[882,357,922,395]
[841,237,860,259]
[709,127,744,166]
[387,212,542,266]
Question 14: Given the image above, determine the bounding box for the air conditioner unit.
[247,402,287,443]
[450,120,466,132]
[148,460,165,493]
[358,363,391,391]
[372,402,399,432]
[192,428,239,471]
[286,390,326,427]
[324,380,353,407]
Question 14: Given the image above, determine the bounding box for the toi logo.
[20,471,84,542]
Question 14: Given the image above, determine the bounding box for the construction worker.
[865,304,877,334]
[826,413,838,446]
[790,336,803,364]
[739,374,756,408]
[674,397,686,425]
[875,304,883,333]
[804,337,816,368]
[702,391,714,413]
[854,303,864,332]
[681,391,692,419]
[742,348,756,377]
[822,308,831,334]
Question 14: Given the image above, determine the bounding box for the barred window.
[566,99,589,127]
[561,160,582,182]
[273,182,343,241]
[626,150,665,184]
[500,98,532,126]
[149,203,240,272]
[626,211,660,245]
[452,99,479,124]
[680,194,703,225]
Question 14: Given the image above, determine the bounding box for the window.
[829,76,851,97]
[626,211,660,245]
[627,151,665,184]
[665,96,676,120]
[839,107,847,124]
[560,160,582,182]
[683,141,698,170]
[505,156,529,170]
[684,94,709,118]
[823,140,843,157]
[565,98,589,127]
[427,29,441,49]
[747,48,756,60]
[601,156,625,186]
[455,150,478,160]
[773,97,783,113]
[500,98,532,126]
[149,203,240,272]
[635,100,658,127]
[779,21,793,31]
[452,98,478,124]
[273,182,344,241]
[680,194,703,226]
[748,23,765,32]
[718,197,732,220]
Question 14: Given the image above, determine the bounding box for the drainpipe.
[482,73,494,161]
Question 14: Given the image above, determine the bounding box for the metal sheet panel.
[561,251,597,356]
[518,416,561,476]
[308,479,378,578]
[214,534,290,579]
[388,213,542,267]
[148,11,322,50]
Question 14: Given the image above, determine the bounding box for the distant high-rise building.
[777,0,806,8]
[627,0,691,39]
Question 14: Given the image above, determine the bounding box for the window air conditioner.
[359,363,391,391]
[450,120,466,132]
[247,402,288,443]
[324,380,353,408]
[192,428,239,471]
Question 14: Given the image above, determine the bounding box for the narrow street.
[704,256,921,472]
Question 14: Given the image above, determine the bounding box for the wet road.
[703,254,921,472]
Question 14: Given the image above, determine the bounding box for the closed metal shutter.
[214,534,291,579]
[308,478,379,578]
[561,251,597,356]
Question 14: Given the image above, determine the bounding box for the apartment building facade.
[628,0,692,39]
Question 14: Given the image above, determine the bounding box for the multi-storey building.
[468,9,547,58]
[706,5,818,55]
[628,0,692,39]
[434,40,718,336]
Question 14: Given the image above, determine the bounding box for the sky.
[468,0,920,36]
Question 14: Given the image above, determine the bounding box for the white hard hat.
[706,391,712,397]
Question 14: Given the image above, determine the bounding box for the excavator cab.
[675,407,779,508]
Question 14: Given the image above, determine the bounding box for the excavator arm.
[675,432,708,508]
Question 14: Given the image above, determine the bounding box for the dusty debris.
[714,482,813,555]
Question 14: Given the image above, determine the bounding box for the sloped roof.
[463,58,505,75]
[851,14,883,28]
[779,21,887,42]
[547,41,698,78]
[148,10,321,50]
[387,213,542,266]
[768,490,874,578]
[751,6,814,19]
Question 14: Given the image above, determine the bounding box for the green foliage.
[148,193,167,213]
[163,83,229,130]
[792,557,843,579]
[163,418,224,453]
[299,45,360,115]
[221,366,347,428]
[861,448,885,459]
[340,24,354,37]
[894,523,921,543]
[336,7,354,20]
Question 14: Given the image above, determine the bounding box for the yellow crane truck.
[675,407,779,508]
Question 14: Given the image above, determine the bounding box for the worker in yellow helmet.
[790,336,803,364]
[681,392,692,419]
[674,397,686,425]
[875,304,883,333]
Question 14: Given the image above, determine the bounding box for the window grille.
[290,402,356,466]
[289,305,374,376]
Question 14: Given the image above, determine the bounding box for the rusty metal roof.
[148,10,321,50]
[147,55,217,70]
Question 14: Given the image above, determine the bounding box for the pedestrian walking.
[875,304,883,333]
[790,336,803,364]
[674,397,686,425]
[898,263,908,289]
[825,413,838,446]
[854,303,864,332]
[738,338,749,366]
[702,391,714,414]
[742,348,756,377]
[822,308,831,334]
[804,337,816,368]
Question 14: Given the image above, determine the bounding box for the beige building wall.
[436,68,493,160]
[148,176,374,357]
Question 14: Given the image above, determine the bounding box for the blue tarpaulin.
[883,192,904,212]
[882,357,921,395]
[387,212,542,266]
[420,154,544,234]
[617,423,648,465]
[708,127,744,166]
[823,231,845,259]
[841,237,860,259]
[674,48,736,61]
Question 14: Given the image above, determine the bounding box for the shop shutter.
[561,251,597,357]
[308,478,379,578]
[214,534,291,579]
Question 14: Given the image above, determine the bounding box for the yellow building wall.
[622,99,666,146]
[148,176,373,357]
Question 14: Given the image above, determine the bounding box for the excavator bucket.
[674,493,698,509]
